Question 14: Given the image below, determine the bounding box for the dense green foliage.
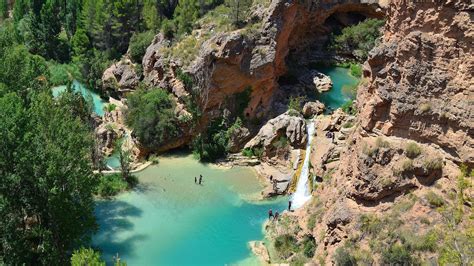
[70,247,105,266]
[0,17,104,264]
[0,90,97,264]
[331,18,385,61]
[96,173,129,198]
[129,30,155,63]
[125,88,179,150]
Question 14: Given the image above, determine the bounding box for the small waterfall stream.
[291,121,315,209]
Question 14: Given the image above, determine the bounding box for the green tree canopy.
[125,87,179,150]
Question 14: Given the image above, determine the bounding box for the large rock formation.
[269,1,473,265]
[245,111,307,157]
[358,0,474,165]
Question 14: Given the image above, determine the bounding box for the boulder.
[244,111,307,157]
[302,101,325,118]
[227,126,252,153]
[299,70,333,93]
[102,59,139,93]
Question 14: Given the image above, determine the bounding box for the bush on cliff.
[129,31,155,63]
[125,87,179,149]
[330,18,385,61]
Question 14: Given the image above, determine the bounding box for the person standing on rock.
[195,177,197,184]
[274,211,279,221]
[332,132,335,143]
[288,200,292,211]
[199,175,203,185]
[268,209,273,220]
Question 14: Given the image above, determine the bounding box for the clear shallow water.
[105,150,121,170]
[316,66,359,111]
[52,80,106,116]
[93,154,288,265]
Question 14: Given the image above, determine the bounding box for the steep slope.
[265,1,473,264]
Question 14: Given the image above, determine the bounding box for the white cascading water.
[291,121,315,209]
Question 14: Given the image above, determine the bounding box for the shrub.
[382,244,413,265]
[342,122,354,128]
[350,63,362,78]
[176,69,193,90]
[414,230,439,252]
[288,95,305,112]
[242,147,254,157]
[149,155,160,165]
[330,18,385,61]
[425,191,445,208]
[274,234,298,259]
[401,159,414,172]
[96,173,129,197]
[302,236,316,258]
[192,116,233,162]
[128,31,154,63]
[125,88,178,150]
[104,103,117,113]
[375,137,390,149]
[405,142,421,158]
[359,214,382,236]
[423,157,443,171]
[273,136,289,149]
[48,62,81,86]
[71,247,105,266]
[334,247,356,266]
[341,100,356,115]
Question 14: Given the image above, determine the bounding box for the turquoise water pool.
[316,66,359,111]
[52,80,106,116]
[93,154,288,265]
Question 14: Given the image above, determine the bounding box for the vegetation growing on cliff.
[125,87,179,150]
[330,18,385,61]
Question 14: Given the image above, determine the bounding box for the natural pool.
[52,80,107,116]
[316,66,359,111]
[93,153,288,265]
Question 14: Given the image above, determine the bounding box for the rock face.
[299,70,333,92]
[136,1,381,145]
[245,111,307,157]
[102,59,139,95]
[302,101,325,118]
[358,0,474,166]
[272,1,474,265]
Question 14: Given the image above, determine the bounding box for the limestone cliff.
[132,0,382,155]
[266,1,473,265]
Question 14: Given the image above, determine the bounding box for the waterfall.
[291,121,315,209]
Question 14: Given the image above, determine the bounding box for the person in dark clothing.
[268,209,273,220]
[269,175,273,182]
[288,200,292,211]
[332,132,335,143]
[274,211,279,221]
[195,177,197,184]
[199,175,203,185]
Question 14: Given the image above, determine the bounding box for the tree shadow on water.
[94,200,148,261]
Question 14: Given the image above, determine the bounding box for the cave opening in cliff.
[274,9,383,114]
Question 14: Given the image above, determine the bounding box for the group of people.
[268,200,292,221]
[194,175,203,185]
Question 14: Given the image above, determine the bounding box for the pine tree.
[174,0,199,35]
